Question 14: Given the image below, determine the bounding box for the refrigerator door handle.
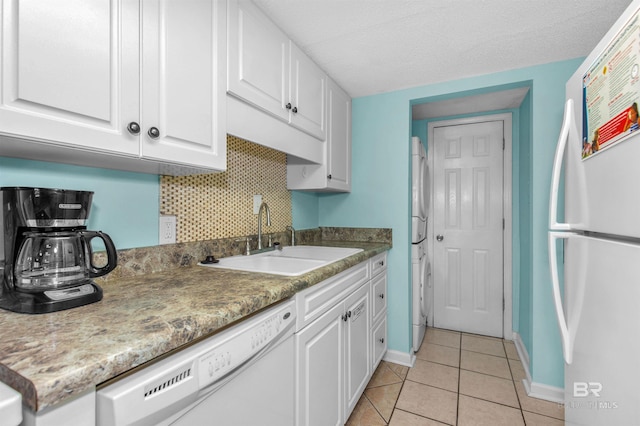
[549,99,574,231]
[548,231,574,364]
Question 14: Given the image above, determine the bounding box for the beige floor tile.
[345,394,386,426]
[462,332,503,342]
[389,409,447,426]
[387,361,410,380]
[522,411,565,426]
[458,395,525,425]
[508,358,527,381]
[461,334,506,357]
[461,350,511,379]
[503,340,520,360]
[514,381,564,420]
[459,369,519,408]
[407,359,459,392]
[367,361,404,388]
[425,328,461,349]
[364,382,402,422]
[396,381,458,425]
[416,342,460,367]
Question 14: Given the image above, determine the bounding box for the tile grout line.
[456,332,462,426]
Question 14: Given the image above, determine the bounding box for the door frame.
[427,113,513,339]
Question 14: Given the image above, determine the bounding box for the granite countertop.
[0,240,390,412]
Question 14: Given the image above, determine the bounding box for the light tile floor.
[346,327,565,425]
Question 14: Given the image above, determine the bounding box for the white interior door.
[432,120,504,337]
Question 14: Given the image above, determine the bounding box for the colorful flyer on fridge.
[582,8,640,160]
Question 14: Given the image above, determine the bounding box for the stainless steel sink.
[199,246,363,276]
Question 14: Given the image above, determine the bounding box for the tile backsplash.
[160,135,292,243]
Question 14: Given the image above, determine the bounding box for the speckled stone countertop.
[0,234,390,412]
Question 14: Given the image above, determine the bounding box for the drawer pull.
[378,293,384,299]
[379,337,385,344]
[377,260,384,267]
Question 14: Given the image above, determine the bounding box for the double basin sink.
[199,245,363,276]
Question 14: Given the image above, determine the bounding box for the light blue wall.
[314,58,583,388]
[0,158,159,249]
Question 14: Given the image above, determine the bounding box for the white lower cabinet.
[295,253,388,425]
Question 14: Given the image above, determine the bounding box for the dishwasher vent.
[143,366,192,399]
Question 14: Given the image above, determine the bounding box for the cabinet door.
[296,302,343,426]
[0,0,139,155]
[227,0,289,122]
[343,283,371,419]
[141,0,226,171]
[327,79,351,191]
[289,43,326,140]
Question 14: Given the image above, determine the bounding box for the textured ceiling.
[253,0,635,98]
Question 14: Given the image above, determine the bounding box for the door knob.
[436,235,444,242]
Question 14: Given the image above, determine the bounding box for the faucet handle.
[235,236,252,255]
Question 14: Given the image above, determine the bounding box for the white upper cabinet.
[287,77,352,192]
[0,0,227,175]
[0,0,139,155]
[227,0,326,141]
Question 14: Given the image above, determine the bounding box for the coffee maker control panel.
[44,284,97,301]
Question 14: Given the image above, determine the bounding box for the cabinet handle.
[286,103,292,110]
[347,311,352,318]
[341,314,347,322]
[327,174,332,180]
[148,127,160,139]
[379,337,385,344]
[436,235,444,242]
[292,106,298,113]
[127,122,141,135]
[378,260,385,267]
[378,293,384,299]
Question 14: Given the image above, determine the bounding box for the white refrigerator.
[550,1,640,424]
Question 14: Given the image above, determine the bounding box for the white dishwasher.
[97,299,296,426]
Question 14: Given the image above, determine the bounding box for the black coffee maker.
[0,187,117,314]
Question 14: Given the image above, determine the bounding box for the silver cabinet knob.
[148,127,160,139]
[436,235,444,242]
[127,122,140,135]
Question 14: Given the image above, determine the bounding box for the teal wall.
[312,58,582,388]
[0,158,159,249]
[0,57,582,389]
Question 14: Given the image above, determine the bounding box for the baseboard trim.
[512,332,564,404]
[382,349,416,368]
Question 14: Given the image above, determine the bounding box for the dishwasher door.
[170,335,294,426]
[97,300,295,426]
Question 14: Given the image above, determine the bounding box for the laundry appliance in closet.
[411,136,431,353]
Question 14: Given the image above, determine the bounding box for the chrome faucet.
[286,225,296,246]
[257,202,271,249]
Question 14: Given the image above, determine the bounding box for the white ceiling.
[252,0,634,102]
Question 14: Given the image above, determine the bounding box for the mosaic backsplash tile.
[160,136,292,243]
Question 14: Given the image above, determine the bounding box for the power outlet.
[159,215,177,245]
[253,194,262,214]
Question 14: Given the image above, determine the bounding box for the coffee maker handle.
[81,231,118,278]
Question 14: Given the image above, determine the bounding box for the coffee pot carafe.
[0,187,117,314]
[14,230,116,292]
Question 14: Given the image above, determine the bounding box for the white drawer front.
[371,273,387,324]
[371,317,387,369]
[370,252,387,278]
[296,262,369,331]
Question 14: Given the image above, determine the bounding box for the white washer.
[412,240,429,353]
